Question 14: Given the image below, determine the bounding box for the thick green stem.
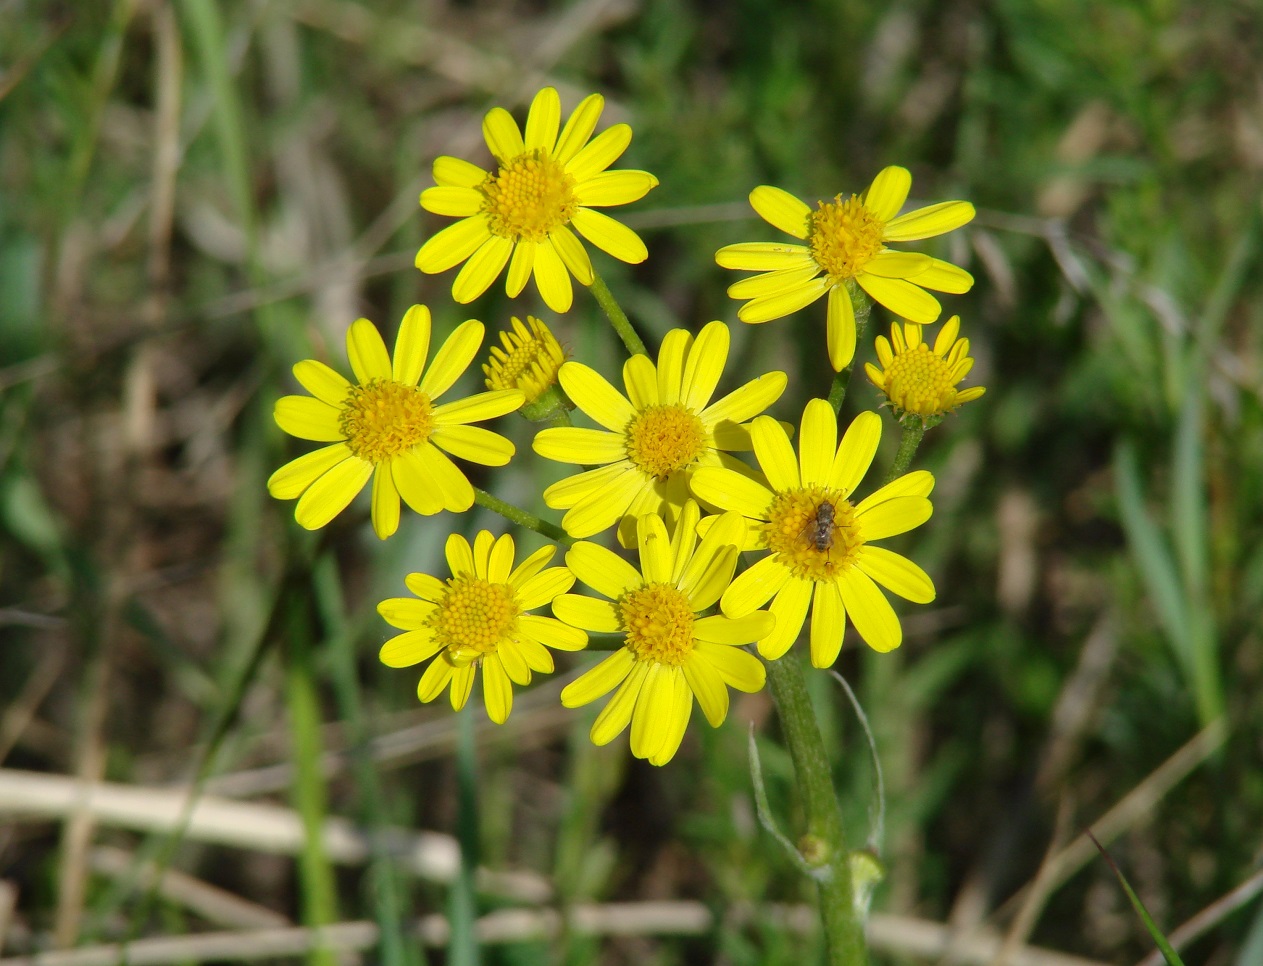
[764,654,868,965]
[473,488,572,545]
[826,283,871,414]
[884,421,925,485]
[588,271,647,357]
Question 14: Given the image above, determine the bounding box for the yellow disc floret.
[430,575,521,664]
[483,316,568,403]
[880,341,959,416]
[481,150,578,242]
[809,195,885,281]
[619,583,696,666]
[625,404,707,480]
[764,486,863,581]
[339,380,435,464]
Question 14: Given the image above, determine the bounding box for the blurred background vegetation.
[2,0,1262,964]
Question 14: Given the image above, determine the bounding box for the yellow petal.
[377,596,438,630]
[445,532,475,576]
[680,320,729,412]
[412,442,475,512]
[695,611,774,646]
[798,399,837,488]
[622,353,659,409]
[417,656,454,703]
[749,185,812,239]
[830,411,882,496]
[566,123,631,183]
[758,577,811,660]
[415,216,492,273]
[689,466,774,521]
[378,629,443,668]
[430,424,515,467]
[837,569,902,653]
[451,235,512,304]
[433,388,523,426]
[482,654,513,724]
[727,264,822,300]
[533,238,574,313]
[808,581,845,668]
[515,567,573,610]
[737,275,831,323]
[560,470,645,539]
[371,464,400,539]
[294,457,372,530]
[549,224,594,286]
[883,200,975,241]
[521,613,588,651]
[392,446,444,515]
[505,240,534,298]
[420,319,484,399]
[268,444,353,500]
[856,495,932,540]
[524,86,561,154]
[855,273,940,324]
[533,427,627,465]
[912,258,974,294]
[683,655,728,728]
[751,415,800,492]
[700,371,787,429]
[630,663,672,759]
[419,185,482,217]
[715,242,814,272]
[274,396,343,442]
[552,593,622,633]
[562,649,632,708]
[559,362,636,432]
[720,555,790,617]
[392,304,431,386]
[636,513,673,584]
[655,328,691,405]
[565,540,644,600]
[864,250,933,279]
[574,170,658,207]
[695,640,765,692]
[293,360,351,407]
[588,660,647,745]
[554,93,604,166]
[346,318,392,384]
[482,106,524,163]
[825,284,857,372]
[432,155,486,188]
[862,166,911,223]
[855,546,936,603]
[571,207,648,264]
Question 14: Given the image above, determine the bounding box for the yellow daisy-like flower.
[864,315,986,420]
[554,502,772,766]
[716,166,975,371]
[691,401,936,668]
[483,315,568,405]
[267,305,524,539]
[532,320,787,544]
[416,86,658,314]
[378,531,587,723]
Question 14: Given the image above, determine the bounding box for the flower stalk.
[764,653,868,966]
[589,270,648,357]
[473,488,573,545]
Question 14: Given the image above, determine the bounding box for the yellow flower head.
[715,166,975,371]
[532,321,788,545]
[691,401,936,667]
[267,305,524,539]
[379,531,587,723]
[553,501,771,765]
[416,87,659,314]
[865,315,986,420]
[483,315,568,405]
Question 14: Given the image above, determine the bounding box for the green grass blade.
[1088,830,1186,966]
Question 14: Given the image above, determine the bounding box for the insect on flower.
[804,498,839,554]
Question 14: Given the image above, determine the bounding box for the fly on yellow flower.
[865,316,985,421]
[378,531,587,722]
[267,305,524,539]
[483,315,568,406]
[716,166,975,371]
[416,87,658,314]
[553,502,771,765]
[533,321,787,544]
[691,401,936,667]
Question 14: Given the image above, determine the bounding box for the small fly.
[805,500,836,553]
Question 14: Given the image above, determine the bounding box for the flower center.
[339,380,435,464]
[483,316,567,404]
[481,149,578,242]
[764,486,862,581]
[882,343,959,416]
[619,583,695,666]
[625,404,708,480]
[809,195,885,281]
[430,575,520,665]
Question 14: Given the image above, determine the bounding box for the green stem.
[884,421,925,485]
[826,283,871,414]
[588,271,647,357]
[764,654,867,966]
[449,707,481,966]
[284,598,340,966]
[473,488,573,545]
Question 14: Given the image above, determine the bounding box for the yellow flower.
[532,321,787,544]
[483,315,567,405]
[716,166,975,371]
[416,87,658,314]
[691,401,935,667]
[554,502,771,765]
[864,315,986,420]
[378,531,587,723]
[267,305,524,539]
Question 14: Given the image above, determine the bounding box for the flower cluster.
[266,87,985,765]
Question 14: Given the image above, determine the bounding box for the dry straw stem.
[0,770,547,903]
[0,905,1111,966]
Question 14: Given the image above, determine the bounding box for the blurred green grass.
[2,0,1262,964]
